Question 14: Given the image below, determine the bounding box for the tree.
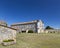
[45,26,54,30]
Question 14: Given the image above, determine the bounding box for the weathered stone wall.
[45,29,60,33]
[0,21,7,26]
[0,26,16,44]
[37,20,44,33]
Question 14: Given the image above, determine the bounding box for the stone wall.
[0,21,7,26]
[0,25,16,44]
[45,29,60,33]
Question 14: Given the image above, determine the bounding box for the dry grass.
[0,33,60,48]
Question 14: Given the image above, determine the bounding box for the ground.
[0,33,60,48]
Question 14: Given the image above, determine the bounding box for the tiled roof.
[0,25,17,30]
[11,20,39,26]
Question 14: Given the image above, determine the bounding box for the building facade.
[0,20,7,26]
[0,20,16,44]
[45,29,60,33]
[11,20,44,33]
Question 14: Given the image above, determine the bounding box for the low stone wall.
[45,29,60,33]
[0,26,16,44]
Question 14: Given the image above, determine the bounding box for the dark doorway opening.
[22,30,26,33]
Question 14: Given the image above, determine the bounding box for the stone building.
[11,20,44,33]
[0,20,16,44]
[45,29,60,33]
[0,20,7,26]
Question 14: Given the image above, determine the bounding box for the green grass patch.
[3,39,14,42]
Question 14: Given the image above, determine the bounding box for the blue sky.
[0,0,60,28]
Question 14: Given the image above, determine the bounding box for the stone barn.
[11,20,44,33]
[0,21,16,44]
[0,25,16,44]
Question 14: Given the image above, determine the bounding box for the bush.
[28,30,33,33]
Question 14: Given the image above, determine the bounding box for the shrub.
[28,30,33,33]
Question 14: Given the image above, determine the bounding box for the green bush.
[3,39,14,42]
[28,30,33,33]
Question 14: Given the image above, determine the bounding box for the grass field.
[0,33,60,48]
